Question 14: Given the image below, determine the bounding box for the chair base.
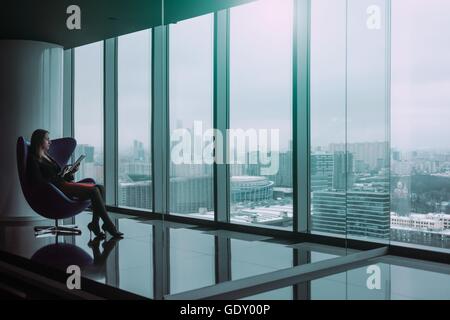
[34,224,81,237]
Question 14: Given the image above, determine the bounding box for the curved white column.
[0,40,63,221]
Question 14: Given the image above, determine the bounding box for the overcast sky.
[73,0,450,153]
[391,0,450,151]
[312,0,450,151]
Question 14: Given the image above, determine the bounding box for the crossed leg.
[58,182,107,226]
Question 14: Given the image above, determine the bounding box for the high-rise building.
[74,144,103,182]
[333,151,353,190]
[119,181,152,209]
[124,161,151,176]
[392,150,401,161]
[170,176,214,214]
[312,189,390,239]
[133,140,145,161]
[311,153,333,191]
[329,142,388,172]
[171,164,212,177]
[311,190,346,235]
[277,151,293,187]
[76,144,95,162]
[346,190,390,239]
[311,151,353,191]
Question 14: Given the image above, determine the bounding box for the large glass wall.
[68,0,450,254]
[390,0,450,251]
[117,30,152,210]
[229,0,294,230]
[74,41,104,184]
[169,13,215,218]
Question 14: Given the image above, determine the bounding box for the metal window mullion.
[215,236,231,283]
[212,10,232,288]
[152,26,170,214]
[63,48,75,228]
[104,38,118,206]
[105,227,120,287]
[293,247,311,300]
[153,223,170,299]
[385,0,392,246]
[63,49,74,139]
[293,0,311,233]
[214,10,230,223]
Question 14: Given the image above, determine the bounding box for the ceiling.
[1,0,162,49]
[0,0,257,49]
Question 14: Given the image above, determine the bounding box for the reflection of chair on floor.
[16,136,95,237]
[31,239,120,281]
[31,242,93,271]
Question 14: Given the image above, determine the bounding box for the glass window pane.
[311,0,390,242]
[74,41,104,184]
[346,0,390,242]
[391,0,450,251]
[229,0,294,230]
[169,14,214,218]
[310,0,347,237]
[118,30,152,210]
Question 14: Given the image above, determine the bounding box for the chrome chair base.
[34,223,81,237]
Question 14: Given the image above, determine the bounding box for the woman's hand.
[64,172,75,182]
[72,163,80,173]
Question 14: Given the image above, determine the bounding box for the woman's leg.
[59,182,99,225]
[96,184,105,201]
[90,184,116,230]
[91,185,105,225]
[58,182,96,201]
[59,182,116,231]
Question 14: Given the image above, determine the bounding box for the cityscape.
[74,139,450,249]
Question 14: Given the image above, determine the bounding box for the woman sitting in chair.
[27,129,123,238]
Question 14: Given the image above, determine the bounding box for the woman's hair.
[30,129,49,157]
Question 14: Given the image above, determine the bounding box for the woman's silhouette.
[27,129,123,238]
[85,237,121,281]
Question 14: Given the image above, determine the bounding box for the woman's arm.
[62,163,80,182]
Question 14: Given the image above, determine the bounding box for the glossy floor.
[244,255,450,300]
[0,212,449,300]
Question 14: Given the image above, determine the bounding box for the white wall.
[0,40,63,221]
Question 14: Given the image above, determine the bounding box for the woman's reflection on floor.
[89,237,119,261]
[84,237,120,280]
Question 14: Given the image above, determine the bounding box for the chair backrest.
[47,138,77,169]
[16,136,78,207]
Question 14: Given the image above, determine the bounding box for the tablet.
[62,154,86,176]
[71,154,86,169]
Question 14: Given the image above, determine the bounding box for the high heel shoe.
[87,222,105,238]
[101,223,124,238]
